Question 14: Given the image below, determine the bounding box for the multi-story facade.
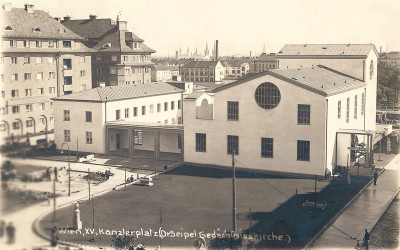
[379,52,400,69]
[179,61,225,83]
[184,44,378,178]
[53,83,184,156]
[151,65,179,82]
[0,3,93,145]
[222,60,250,77]
[61,15,155,87]
[254,53,278,73]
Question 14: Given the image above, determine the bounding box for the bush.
[111,234,135,249]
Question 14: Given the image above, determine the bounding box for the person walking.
[50,226,59,247]
[373,170,378,185]
[362,229,370,248]
[54,167,58,181]
[5,222,15,244]
[46,168,51,181]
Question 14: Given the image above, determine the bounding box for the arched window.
[255,82,281,109]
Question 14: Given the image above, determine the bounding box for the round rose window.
[255,82,281,109]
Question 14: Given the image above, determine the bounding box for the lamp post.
[61,142,70,196]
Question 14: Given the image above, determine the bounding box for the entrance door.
[116,134,121,150]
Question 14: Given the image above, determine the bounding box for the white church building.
[183,44,378,178]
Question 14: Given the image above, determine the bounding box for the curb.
[303,168,386,249]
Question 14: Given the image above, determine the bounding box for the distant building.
[222,59,250,77]
[180,61,225,83]
[254,53,278,73]
[61,15,155,87]
[151,65,179,82]
[0,3,93,145]
[52,82,185,156]
[379,52,400,69]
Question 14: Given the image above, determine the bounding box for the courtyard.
[39,164,371,249]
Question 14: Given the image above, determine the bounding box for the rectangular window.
[96,55,101,62]
[86,111,92,122]
[26,120,33,128]
[26,104,33,112]
[23,40,30,48]
[116,110,121,120]
[64,110,70,121]
[361,93,365,116]
[178,100,181,109]
[196,133,206,152]
[24,73,31,80]
[261,138,273,158]
[79,56,85,63]
[24,57,30,64]
[227,135,239,155]
[36,41,42,48]
[48,41,55,48]
[97,68,102,74]
[36,72,43,80]
[142,106,146,115]
[123,56,128,62]
[111,55,117,62]
[150,104,154,114]
[80,70,85,77]
[36,57,42,64]
[37,88,44,95]
[48,57,54,64]
[25,89,31,96]
[11,90,18,97]
[133,107,138,117]
[171,101,175,110]
[227,101,239,120]
[157,103,161,112]
[133,130,142,145]
[178,117,182,124]
[64,130,70,142]
[39,103,45,110]
[125,108,129,118]
[86,132,93,144]
[13,122,20,130]
[11,57,17,64]
[10,40,16,47]
[338,101,341,119]
[354,95,358,119]
[346,98,350,123]
[298,104,310,125]
[110,68,117,74]
[11,74,18,81]
[164,102,168,111]
[12,106,20,114]
[63,41,71,48]
[297,140,310,161]
[49,87,55,93]
[178,133,182,149]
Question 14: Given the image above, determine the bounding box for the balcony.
[63,84,73,92]
[63,69,73,77]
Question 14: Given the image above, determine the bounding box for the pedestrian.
[105,170,110,180]
[0,220,5,238]
[50,226,59,247]
[54,167,58,181]
[362,229,369,248]
[130,175,134,182]
[46,168,51,181]
[373,170,378,185]
[5,222,15,244]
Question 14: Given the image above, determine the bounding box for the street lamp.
[61,142,70,196]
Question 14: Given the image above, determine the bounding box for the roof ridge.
[316,65,364,81]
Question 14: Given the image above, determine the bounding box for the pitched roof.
[221,58,252,67]
[53,82,184,102]
[277,44,378,57]
[181,60,220,68]
[185,92,205,100]
[257,53,277,61]
[213,65,366,97]
[61,18,155,53]
[2,7,83,40]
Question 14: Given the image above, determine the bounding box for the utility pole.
[314,175,317,210]
[125,159,127,191]
[88,168,91,204]
[76,136,79,161]
[53,178,56,221]
[232,150,236,232]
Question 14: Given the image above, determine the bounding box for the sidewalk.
[308,153,400,249]
[0,157,156,250]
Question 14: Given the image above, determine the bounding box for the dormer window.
[63,41,71,48]
[4,26,13,31]
[33,27,41,32]
[58,29,66,34]
[102,43,111,48]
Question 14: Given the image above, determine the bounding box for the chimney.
[215,40,219,61]
[24,4,34,14]
[117,20,127,30]
[63,16,71,21]
[3,3,11,11]
[89,15,97,20]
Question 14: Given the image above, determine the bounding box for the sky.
[3,0,400,57]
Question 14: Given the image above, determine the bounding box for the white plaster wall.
[184,74,327,176]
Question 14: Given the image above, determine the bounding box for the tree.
[111,234,135,249]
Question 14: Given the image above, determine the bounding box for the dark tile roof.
[2,7,83,40]
[61,18,155,54]
[257,53,277,61]
[53,82,184,102]
[213,65,366,97]
[181,60,220,68]
[277,44,378,57]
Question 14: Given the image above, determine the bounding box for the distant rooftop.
[213,65,366,97]
[181,61,220,68]
[277,44,378,57]
[53,82,184,102]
